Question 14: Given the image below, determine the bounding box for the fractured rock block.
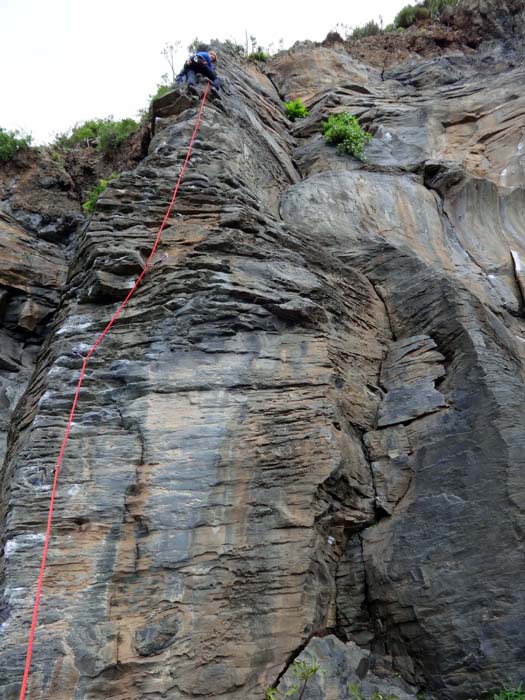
[17,298,53,332]
[336,535,375,646]
[151,89,194,122]
[81,269,136,303]
[276,635,418,700]
[377,382,447,427]
[364,425,413,513]
[378,335,447,427]
[0,330,22,372]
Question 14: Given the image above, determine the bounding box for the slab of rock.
[364,425,413,514]
[276,636,418,700]
[377,336,447,427]
[151,88,194,122]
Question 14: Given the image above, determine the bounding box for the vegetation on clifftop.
[334,0,460,41]
[394,0,459,28]
[0,128,32,162]
[54,117,138,154]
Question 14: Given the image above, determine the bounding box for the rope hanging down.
[19,82,210,700]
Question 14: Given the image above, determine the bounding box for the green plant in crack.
[493,686,525,700]
[83,172,119,215]
[265,657,321,699]
[349,683,399,700]
[284,98,309,122]
[322,112,372,160]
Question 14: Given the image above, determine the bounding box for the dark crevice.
[359,431,381,514]
[357,533,374,636]
[373,504,390,522]
[365,275,397,343]
[264,69,287,104]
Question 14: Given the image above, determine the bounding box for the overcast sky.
[1,0,410,144]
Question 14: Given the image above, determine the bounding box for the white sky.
[1,0,410,144]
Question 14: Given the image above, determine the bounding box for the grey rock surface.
[1,6,525,700]
[275,635,418,700]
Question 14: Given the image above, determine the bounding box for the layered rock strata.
[1,3,525,699]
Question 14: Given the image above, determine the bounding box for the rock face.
[1,2,525,699]
[0,210,68,467]
[452,0,525,44]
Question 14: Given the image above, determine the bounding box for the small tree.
[161,41,181,84]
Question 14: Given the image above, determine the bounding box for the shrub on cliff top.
[350,20,383,41]
[54,117,138,154]
[322,112,372,160]
[394,0,458,28]
[0,128,32,162]
[394,5,418,28]
[424,0,459,18]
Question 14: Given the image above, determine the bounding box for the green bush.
[54,117,138,154]
[350,20,382,41]
[248,49,269,61]
[423,0,459,17]
[0,128,32,162]
[150,83,172,102]
[284,98,309,122]
[415,5,431,20]
[322,112,372,160]
[83,172,119,215]
[97,118,137,153]
[50,150,65,167]
[395,0,457,27]
[493,686,525,700]
[394,4,417,28]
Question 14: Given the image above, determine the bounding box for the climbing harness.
[18,82,211,700]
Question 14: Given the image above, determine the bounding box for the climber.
[177,50,221,93]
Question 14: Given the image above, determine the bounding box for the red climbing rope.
[19,82,210,700]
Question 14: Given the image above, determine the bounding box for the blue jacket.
[195,52,214,70]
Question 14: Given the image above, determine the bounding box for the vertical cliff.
[0,1,524,698]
